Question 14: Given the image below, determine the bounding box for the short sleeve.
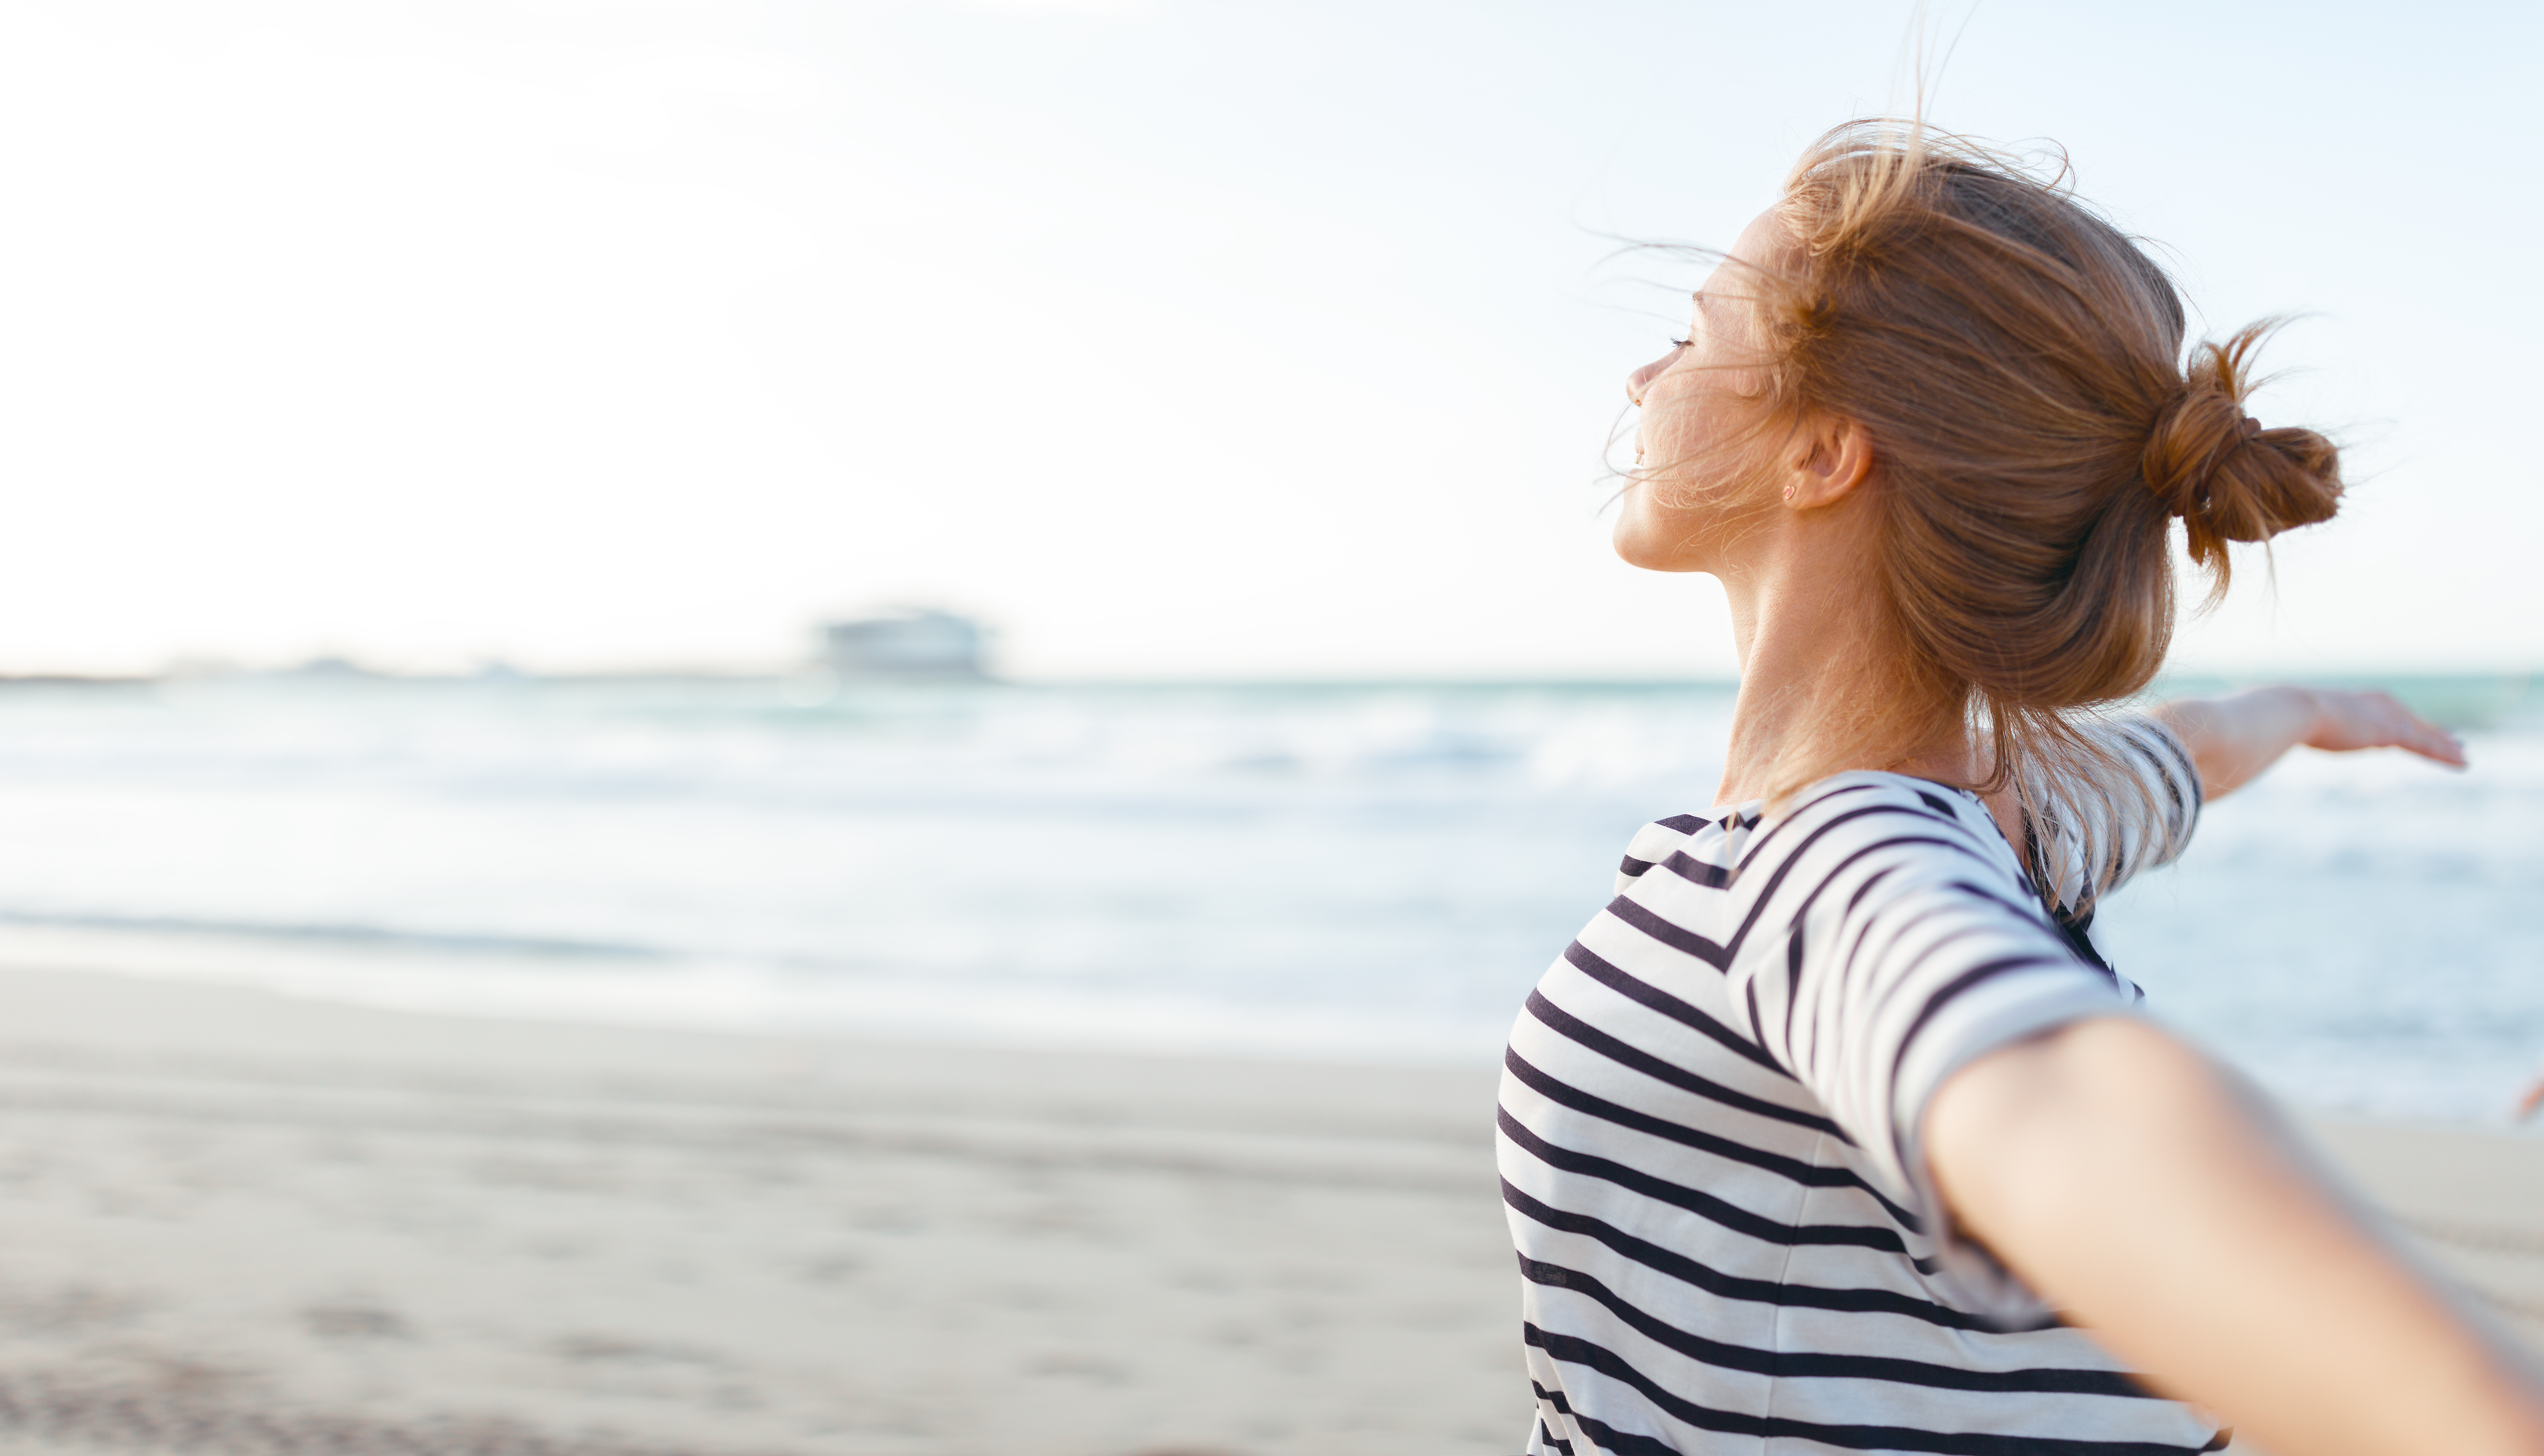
[1728,779,2137,1322]
[2019,714,2203,924]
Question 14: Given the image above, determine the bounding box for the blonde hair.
[1701,121,2341,860]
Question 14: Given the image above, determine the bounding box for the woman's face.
[1613,209,1787,573]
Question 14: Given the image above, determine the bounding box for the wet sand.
[0,964,2527,1455]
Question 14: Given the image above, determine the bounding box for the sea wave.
[0,674,2533,1119]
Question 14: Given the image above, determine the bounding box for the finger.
[2385,706,2467,768]
[2401,725,2469,769]
[2311,690,2467,766]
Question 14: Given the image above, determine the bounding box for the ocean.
[0,672,2532,1124]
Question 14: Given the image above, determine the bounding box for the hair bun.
[2138,324,2343,586]
[2141,382,2252,521]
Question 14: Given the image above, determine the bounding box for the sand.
[0,964,2528,1456]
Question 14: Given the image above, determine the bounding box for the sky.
[0,0,2532,679]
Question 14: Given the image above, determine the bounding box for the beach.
[0,964,1524,1455]
[0,964,2527,1456]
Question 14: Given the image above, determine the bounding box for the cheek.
[1639,395,1750,500]
[1640,379,1734,461]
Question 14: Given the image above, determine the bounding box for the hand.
[2156,685,2468,801]
[2301,688,2467,769]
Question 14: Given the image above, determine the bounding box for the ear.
[1782,414,1875,509]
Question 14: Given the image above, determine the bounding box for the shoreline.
[0,923,1524,1078]
[0,962,2528,1455]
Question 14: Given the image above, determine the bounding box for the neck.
[1711,524,1966,807]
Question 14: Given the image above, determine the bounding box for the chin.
[1613,531,1709,574]
[1612,505,1708,571]
[1614,478,1728,572]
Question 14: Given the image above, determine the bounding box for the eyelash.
[1671,338,1692,349]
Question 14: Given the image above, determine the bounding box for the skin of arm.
[2152,685,2465,800]
[1928,1018,2544,1456]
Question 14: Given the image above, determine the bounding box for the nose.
[1625,347,1681,406]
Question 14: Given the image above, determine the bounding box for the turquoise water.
[0,673,2532,1122]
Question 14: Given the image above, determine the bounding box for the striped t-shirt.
[1499,715,2213,1455]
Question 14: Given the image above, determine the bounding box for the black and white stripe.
[1501,715,2217,1455]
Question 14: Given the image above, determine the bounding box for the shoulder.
[1610,775,2027,906]
[2078,713,2203,813]
[1737,772,2020,896]
[1752,778,2148,1013]
[1606,774,2060,972]
[2021,713,2204,917]
[1610,806,1759,896]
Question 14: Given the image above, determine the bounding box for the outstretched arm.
[1929,1019,2544,1456]
[2151,686,2464,800]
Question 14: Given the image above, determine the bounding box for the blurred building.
[818,609,986,679]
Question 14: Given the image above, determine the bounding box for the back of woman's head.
[1746,120,2342,795]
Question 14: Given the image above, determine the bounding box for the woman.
[1501,122,2540,1456]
